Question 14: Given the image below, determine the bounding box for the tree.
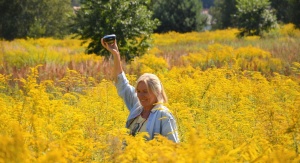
[27,0,73,38]
[202,0,214,9]
[0,0,73,40]
[270,0,300,27]
[269,0,289,24]
[288,0,300,28]
[210,0,237,29]
[0,0,32,40]
[151,0,205,33]
[71,0,159,61]
[235,0,278,37]
[71,0,80,6]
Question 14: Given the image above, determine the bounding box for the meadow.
[0,24,300,162]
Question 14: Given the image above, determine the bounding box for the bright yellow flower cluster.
[1,64,299,162]
[280,23,300,37]
[152,29,239,46]
[0,24,300,162]
[181,43,283,74]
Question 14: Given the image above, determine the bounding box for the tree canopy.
[210,0,237,29]
[235,0,278,37]
[210,0,300,30]
[0,0,73,40]
[71,0,159,61]
[151,0,205,33]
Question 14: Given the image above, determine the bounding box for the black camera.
[103,34,116,44]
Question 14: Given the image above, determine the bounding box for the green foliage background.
[0,0,73,40]
[235,0,277,37]
[71,0,159,61]
[1,0,300,59]
[211,0,300,30]
[151,0,205,33]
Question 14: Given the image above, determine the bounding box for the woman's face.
[136,81,157,110]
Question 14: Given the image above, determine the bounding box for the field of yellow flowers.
[0,24,300,162]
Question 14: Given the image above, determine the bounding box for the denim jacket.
[115,72,180,143]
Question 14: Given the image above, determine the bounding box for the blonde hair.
[136,73,168,103]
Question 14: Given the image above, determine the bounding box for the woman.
[101,37,180,143]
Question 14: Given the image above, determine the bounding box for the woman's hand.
[101,38,119,56]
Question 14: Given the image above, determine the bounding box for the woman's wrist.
[112,51,120,57]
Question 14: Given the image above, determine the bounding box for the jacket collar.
[150,103,165,113]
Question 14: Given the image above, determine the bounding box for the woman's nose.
[138,92,145,97]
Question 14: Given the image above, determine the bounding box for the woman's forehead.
[137,81,146,86]
[137,81,148,90]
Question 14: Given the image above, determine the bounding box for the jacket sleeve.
[115,72,140,112]
[161,111,180,143]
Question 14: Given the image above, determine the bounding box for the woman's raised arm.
[101,38,123,80]
[101,37,140,112]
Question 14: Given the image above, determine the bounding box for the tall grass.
[153,24,300,72]
[1,24,300,85]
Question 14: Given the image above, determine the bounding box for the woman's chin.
[140,102,151,109]
[140,103,148,107]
